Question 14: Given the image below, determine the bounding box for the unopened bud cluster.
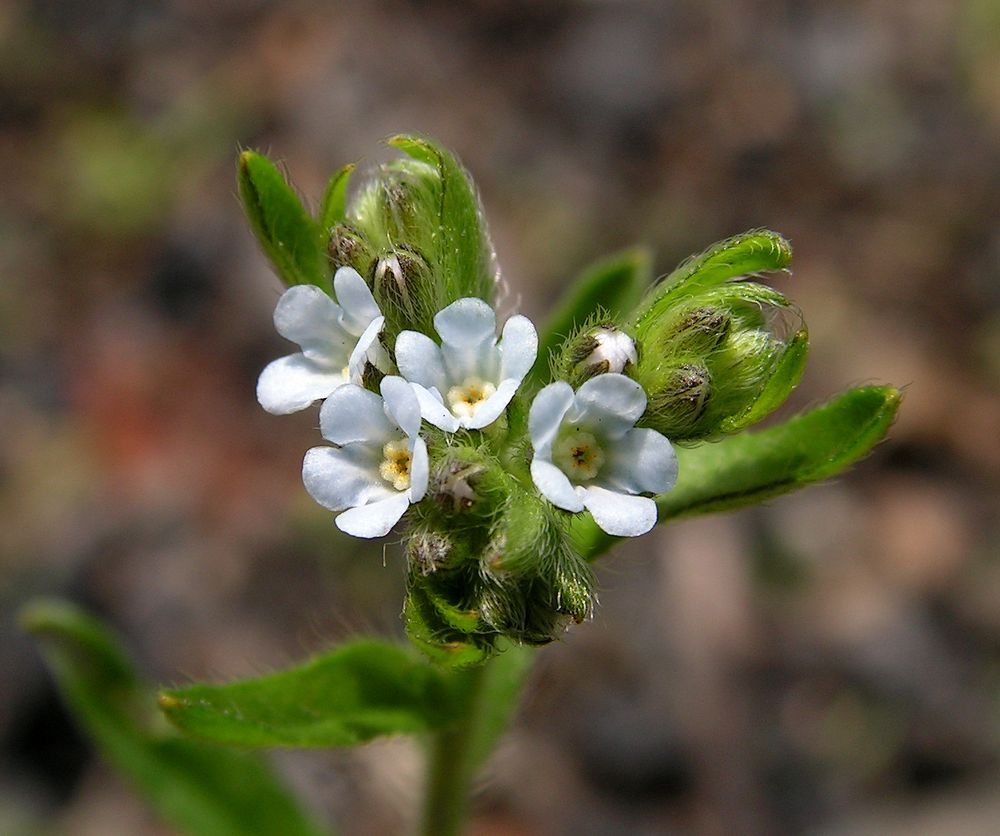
[248,138,804,666]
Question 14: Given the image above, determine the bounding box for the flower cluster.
[259,286,677,540]
[245,139,803,663]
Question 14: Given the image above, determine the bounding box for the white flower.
[256,267,388,415]
[302,376,428,538]
[586,328,637,373]
[395,298,538,431]
[529,373,678,537]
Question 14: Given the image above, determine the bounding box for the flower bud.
[555,322,638,387]
[627,231,805,440]
[370,246,436,339]
[327,223,376,278]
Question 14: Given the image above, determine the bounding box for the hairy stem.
[419,662,491,836]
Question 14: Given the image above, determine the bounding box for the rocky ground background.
[2,1,1000,833]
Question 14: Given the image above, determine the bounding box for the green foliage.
[387,135,497,306]
[628,231,801,440]
[238,151,328,291]
[21,599,325,836]
[159,640,459,747]
[317,163,354,244]
[571,385,901,560]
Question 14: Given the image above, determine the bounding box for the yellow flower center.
[379,439,412,491]
[446,376,497,419]
[552,430,605,482]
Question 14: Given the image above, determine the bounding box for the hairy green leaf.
[633,230,792,327]
[238,150,328,290]
[573,385,901,560]
[317,163,354,244]
[159,640,459,748]
[720,328,810,433]
[21,600,325,836]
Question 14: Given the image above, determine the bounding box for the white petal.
[318,384,393,445]
[273,285,352,364]
[498,315,538,383]
[409,383,461,432]
[395,330,448,393]
[463,378,518,430]
[336,493,410,538]
[302,445,394,511]
[528,382,575,455]
[434,297,497,348]
[602,428,678,495]
[257,354,346,415]
[531,460,585,512]
[409,437,429,502]
[333,267,381,335]
[567,373,647,440]
[346,316,388,383]
[581,486,657,537]
[380,375,422,438]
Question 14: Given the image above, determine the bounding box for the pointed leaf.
[238,150,328,290]
[572,385,901,560]
[633,230,791,326]
[159,640,459,748]
[317,163,354,241]
[531,247,651,386]
[388,135,496,304]
[720,328,810,432]
[21,600,326,836]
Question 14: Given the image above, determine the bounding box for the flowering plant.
[23,136,899,836]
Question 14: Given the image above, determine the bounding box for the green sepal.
[572,385,901,560]
[237,150,328,291]
[404,589,497,669]
[387,134,496,305]
[158,640,459,748]
[424,584,487,635]
[21,600,326,836]
[317,163,355,243]
[531,247,651,387]
[633,229,791,323]
[719,327,809,433]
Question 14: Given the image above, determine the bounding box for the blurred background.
[2,0,1000,833]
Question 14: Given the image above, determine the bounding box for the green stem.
[420,663,490,836]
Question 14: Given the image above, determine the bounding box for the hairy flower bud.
[554,322,638,387]
[327,223,376,278]
[371,246,436,339]
[627,231,805,440]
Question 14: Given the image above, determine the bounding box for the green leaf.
[531,247,652,386]
[387,135,495,304]
[633,230,791,325]
[572,385,901,560]
[720,328,810,433]
[21,600,326,836]
[238,150,328,290]
[159,640,459,748]
[317,163,354,241]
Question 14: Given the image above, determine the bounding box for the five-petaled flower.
[528,373,678,537]
[257,267,387,415]
[302,376,429,538]
[395,298,538,431]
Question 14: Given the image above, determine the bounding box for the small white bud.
[585,328,637,374]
